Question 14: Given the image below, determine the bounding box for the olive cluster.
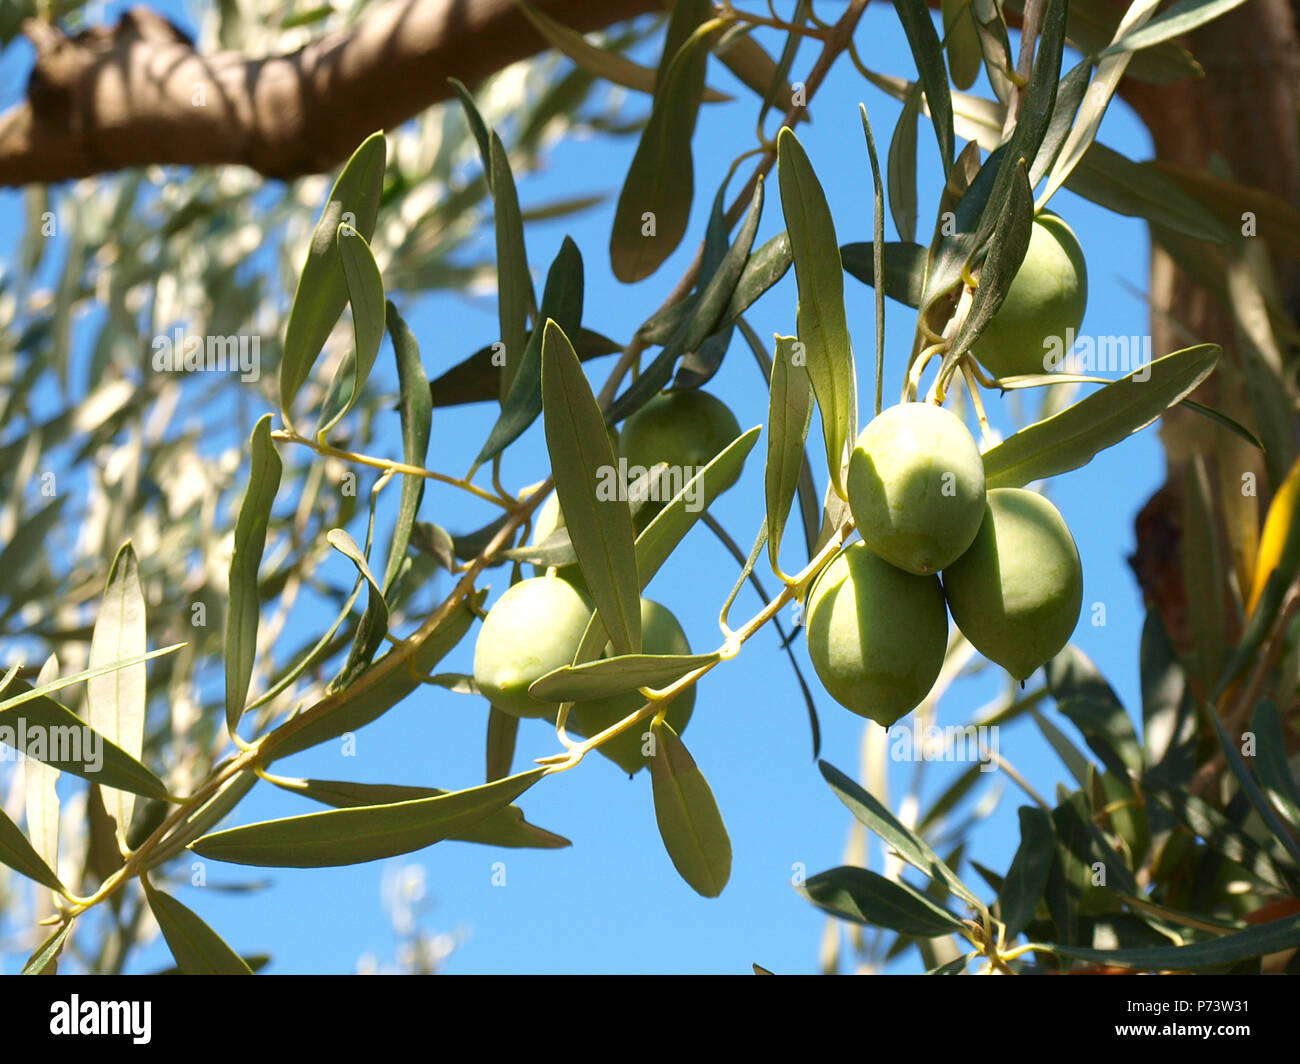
[804,212,1089,726]
[806,402,1083,726]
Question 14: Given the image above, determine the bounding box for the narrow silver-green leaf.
[1067,143,1230,243]
[24,654,61,889]
[1101,0,1249,57]
[21,920,73,975]
[225,415,282,732]
[887,82,921,244]
[142,880,254,975]
[998,807,1055,939]
[1040,0,1159,203]
[892,0,955,171]
[541,320,641,654]
[765,335,813,574]
[982,344,1221,489]
[268,775,569,849]
[326,528,390,692]
[530,651,718,703]
[839,241,929,306]
[799,865,964,936]
[941,0,982,89]
[486,706,518,783]
[1030,708,1093,789]
[87,541,147,846]
[949,160,1034,362]
[382,301,432,592]
[475,236,584,464]
[714,29,793,106]
[1205,703,1300,869]
[1029,60,1093,189]
[609,0,716,282]
[516,0,731,103]
[970,0,1016,103]
[0,678,169,800]
[317,223,386,434]
[0,806,62,891]
[281,131,385,418]
[490,131,533,401]
[819,760,984,910]
[191,769,548,867]
[650,722,731,897]
[1050,912,1300,971]
[777,128,857,498]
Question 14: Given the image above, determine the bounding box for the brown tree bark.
[0,0,662,185]
[1122,0,1300,658]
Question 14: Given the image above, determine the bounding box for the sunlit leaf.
[191,769,548,867]
[650,722,731,897]
[88,541,147,846]
[281,131,385,419]
[143,879,254,975]
[225,415,282,732]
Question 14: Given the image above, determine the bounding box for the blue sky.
[0,3,1171,974]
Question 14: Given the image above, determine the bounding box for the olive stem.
[271,430,510,509]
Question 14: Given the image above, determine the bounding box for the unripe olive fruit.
[847,402,987,575]
[805,542,948,726]
[571,598,695,775]
[971,212,1087,380]
[941,488,1083,681]
[618,390,742,518]
[472,576,592,718]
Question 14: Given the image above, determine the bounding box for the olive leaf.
[530,651,718,703]
[267,776,569,849]
[0,805,63,891]
[650,721,731,897]
[281,131,385,419]
[190,769,548,867]
[143,879,254,975]
[609,0,718,282]
[891,0,954,173]
[226,415,282,732]
[382,301,432,592]
[765,335,813,576]
[981,344,1221,489]
[777,128,857,499]
[475,236,584,465]
[799,866,964,936]
[489,130,534,401]
[541,319,641,654]
[87,541,147,846]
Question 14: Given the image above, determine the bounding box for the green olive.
[472,576,592,718]
[805,542,949,725]
[618,390,742,523]
[971,212,1087,380]
[847,402,987,575]
[941,488,1083,681]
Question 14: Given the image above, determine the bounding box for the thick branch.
[0,0,661,186]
